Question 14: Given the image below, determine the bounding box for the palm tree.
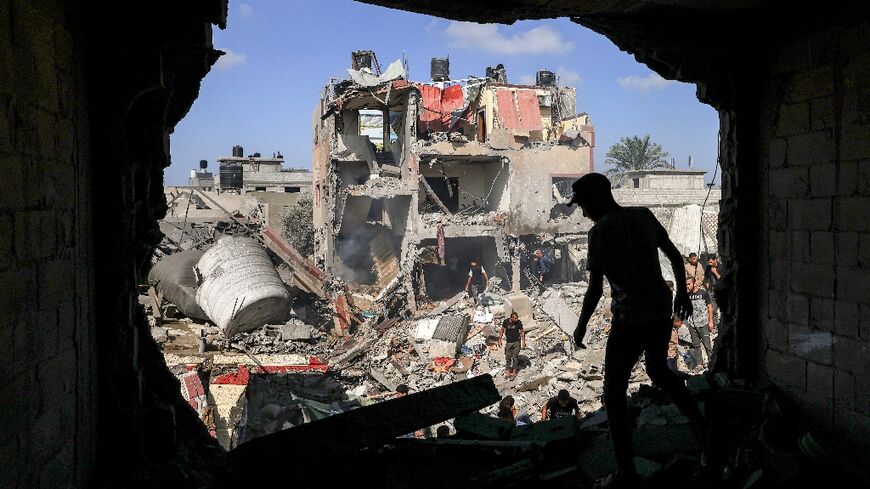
[603,135,671,187]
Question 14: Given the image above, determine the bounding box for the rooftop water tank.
[219,164,243,189]
[536,70,557,86]
[486,63,507,83]
[195,236,292,336]
[232,145,244,158]
[431,57,450,82]
[199,159,208,169]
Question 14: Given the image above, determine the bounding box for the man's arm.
[483,270,489,287]
[660,237,693,319]
[540,404,549,421]
[707,303,714,332]
[498,326,505,347]
[574,270,603,347]
[520,327,526,349]
[574,401,582,420]
[465,273,472,292]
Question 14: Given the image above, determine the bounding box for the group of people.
[668,252,723,373]
[496,389,582,426]
[454,173,716,487]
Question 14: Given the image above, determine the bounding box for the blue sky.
[167,0,720,185]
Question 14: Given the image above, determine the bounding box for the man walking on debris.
[498,312,526,379]
[464,259,488,304]
[532,248,554,285]
[567,173,710,487]
[685,276,714,368]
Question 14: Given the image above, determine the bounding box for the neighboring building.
[188,160,216,191]
[313,53,596,302]
[216,146,312,195]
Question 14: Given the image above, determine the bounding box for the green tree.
[280,195,314,258]
[603,135,671,187]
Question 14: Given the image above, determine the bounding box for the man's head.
[567,173,618,222]
[688,252,698,265]
[497,406,515,421]
[470,259,478,267]
[396,384,410,397]
[685,277,696,291]
[500,395,515,410]
[436,425,451,438]
[534,249,543,257]
[708,255,718,266]
[672,314,684,328]
[557,389,571,406]
[509,312,519,322]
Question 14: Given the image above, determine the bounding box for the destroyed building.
[217,145,312,194]
[313,55,597,306]
[3,0,870,488]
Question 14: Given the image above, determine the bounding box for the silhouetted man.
[568,173,710,487]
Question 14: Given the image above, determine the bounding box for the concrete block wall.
[762,22,870,443]
[0,1,96,486]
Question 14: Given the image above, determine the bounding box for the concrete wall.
[760,22,870,443]
[0,2,96,485]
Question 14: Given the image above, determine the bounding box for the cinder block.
[790,263,835,298]
[810,231,835,263]
[838,232,860,265]
[811,297,835,331]
[766,349,807,391]
[788,231,811,262]
[811,96,834,130]
[837,160,858,196]
[786,294,809,323]
[835,300,861,338]
[837,197,870,232]
[788,322,832,365]
[787,65,835,103]
[840,124,870,161]
[832,335,870,374]
[836,265,870,303]
[809,164,836,196]
[0,158,25,210]
[38,259,74,312]
[788,198,832,231]
[769,167,808,198]
[769,138,787,168]
[833,369,855,410]
[807,362,835,401]
[776,102,810,136]
[787,130,834,166]
[765,318,788,350]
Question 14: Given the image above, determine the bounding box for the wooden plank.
[418,174,452,215]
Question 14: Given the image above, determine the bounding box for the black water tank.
[431,57,449,82]
[536,70,557,86]
[220,164,243,189]
[253,152,261,158]
[232,145,243,157]
[199,159,208,169]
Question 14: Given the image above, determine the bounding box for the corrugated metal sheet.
[495,89,520,128]
[515,90,543,131]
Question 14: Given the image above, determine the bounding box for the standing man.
[464,259,488,304]
[499,312,526,379]
[705,254,722,322]
[567,173,710,487]
[540,389,581,421]
[686,276,714,367]
[532,248,554,284]
[686,252,705,286]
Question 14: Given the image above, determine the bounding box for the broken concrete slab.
[226,374,500,482]
[541,293,579,336]
[370,367,398,392]
[280,320,313,341]
[423,291,466,317]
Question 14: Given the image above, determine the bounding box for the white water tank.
[195,236,291,336]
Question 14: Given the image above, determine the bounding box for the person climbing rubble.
[498,312,526,379]
[531,248,554,287]
[541,389,581,421]
[464,258,489,304]
[567,172,711,488]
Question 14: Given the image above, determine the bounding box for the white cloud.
[215,49,246,70]
[444,22,573,55]
[556,66,582,86]
[239,3,253,18]
[617,72,674,93]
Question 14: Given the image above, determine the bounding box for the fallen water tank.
[195,236,291,336]
[220,164,243,189]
